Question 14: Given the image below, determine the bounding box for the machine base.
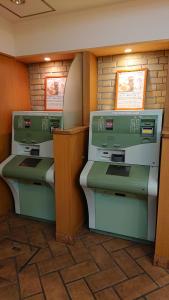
[90,228,153,245]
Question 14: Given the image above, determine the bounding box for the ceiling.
[0,0,129,21]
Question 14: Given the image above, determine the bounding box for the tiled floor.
[0,214,169,300]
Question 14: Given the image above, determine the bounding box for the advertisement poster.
[45,77,67,110]
[115,70,147,110]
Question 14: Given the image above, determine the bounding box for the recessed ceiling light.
[44,57,51,62]
[11,0,25,4]
[124,48,132,53]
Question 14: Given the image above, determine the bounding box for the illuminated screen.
[105,119,113,130]
[142,127,154,135]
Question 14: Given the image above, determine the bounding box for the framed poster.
[45,76,67,111]
[115,69,147,110]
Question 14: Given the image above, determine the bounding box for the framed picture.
[115,69,147,110]
[45,76,67,111]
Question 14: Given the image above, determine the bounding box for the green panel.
[87,162,149,196]
[2,155,53,182]
[92,115,157,148]
[95,191,148,240]
[19,182,55,221]
[14,115,63,144]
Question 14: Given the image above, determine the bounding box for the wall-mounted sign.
[45,76,67,111]
[115,69,147,110]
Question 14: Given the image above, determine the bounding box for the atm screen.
[24,119,31,128]
[105,119,113,130]
[106,165,130,177]
[19,158,42,168]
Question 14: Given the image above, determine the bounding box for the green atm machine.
[0,111,63,221]
[80,110,163,241]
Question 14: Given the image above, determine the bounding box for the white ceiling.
[0,0,129,21]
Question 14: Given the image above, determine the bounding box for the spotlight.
[10,0,25,5]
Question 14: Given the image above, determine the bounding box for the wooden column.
[83,52,97,126]
[54,126,88,243]
[0,54,30,215]
[154,53,169,268]
[154,133,169,268]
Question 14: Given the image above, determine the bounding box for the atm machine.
[0,111,63,221]
[80,110,163,242]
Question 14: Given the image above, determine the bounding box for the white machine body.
[80,110,163,241]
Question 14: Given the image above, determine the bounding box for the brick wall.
[97,50,168,110]
[29,60,72,110]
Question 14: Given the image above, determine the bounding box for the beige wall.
[28,60,72,110]
[14,0,169,57]
[97,50,168,110]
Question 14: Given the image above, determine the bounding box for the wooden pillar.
[154,53,169,267]
[0,54,30,215]
[54,126,88,243]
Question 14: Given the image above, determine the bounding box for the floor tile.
[9,226,28,243]
[19,264,42,298]
[48,240,68,256]
[29,248,52,264]
[0,257,17,283]
[25,294,45,300]
[42,226,55,242]
[15,246,38,271]
[95,287,120,300]
[112,249,143,277]
[27,230,48,248]
[69,241,91,263]
[8,215,29,228]
[82,232,112,248]
[61,261,99,283]
[67,279,94,299]
[0,214,168,300]
[41,272,69,300]
[86,265,126,292]
[103,238,133,253]
[38,253,74,275]
[115,274,157,300]
[137,255,169,287]
[126,244,154,259]
[0,221,9,237]
[146,284,169,300]
[0,284,19,300]
[89,244,116,270]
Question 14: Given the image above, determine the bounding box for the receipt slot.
[80,110,163,241]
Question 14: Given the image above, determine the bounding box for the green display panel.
[92,115,157,148]
[19,182,55,221]
[95,191,148,240]
[2,155,53,183]
[14,115,63,144]
[87,162,149,196]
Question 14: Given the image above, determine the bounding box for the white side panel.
[80,161,95,228]
[80,160,94,187]
[63,53,82,129]
[45,164,54,187]
[147,166,159,241]
[83,187,96,229]
[0,155,15,176]
[0,155,20,213]
[5,179,20,214]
